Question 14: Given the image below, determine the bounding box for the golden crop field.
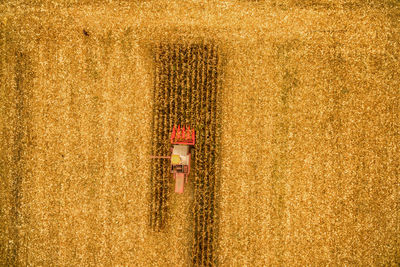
[1,1,399,266]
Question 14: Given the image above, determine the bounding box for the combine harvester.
[150,125,195,193]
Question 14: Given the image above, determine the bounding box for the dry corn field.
[1,1,400,266]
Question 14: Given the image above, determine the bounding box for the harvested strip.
[149,42,221,266]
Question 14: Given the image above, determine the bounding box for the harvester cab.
[150,125,195,194]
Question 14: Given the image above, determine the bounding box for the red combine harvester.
[150,125,195,194]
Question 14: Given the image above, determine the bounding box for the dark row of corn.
[149,42,220,266]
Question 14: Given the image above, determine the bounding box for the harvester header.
[170,125,195,145]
